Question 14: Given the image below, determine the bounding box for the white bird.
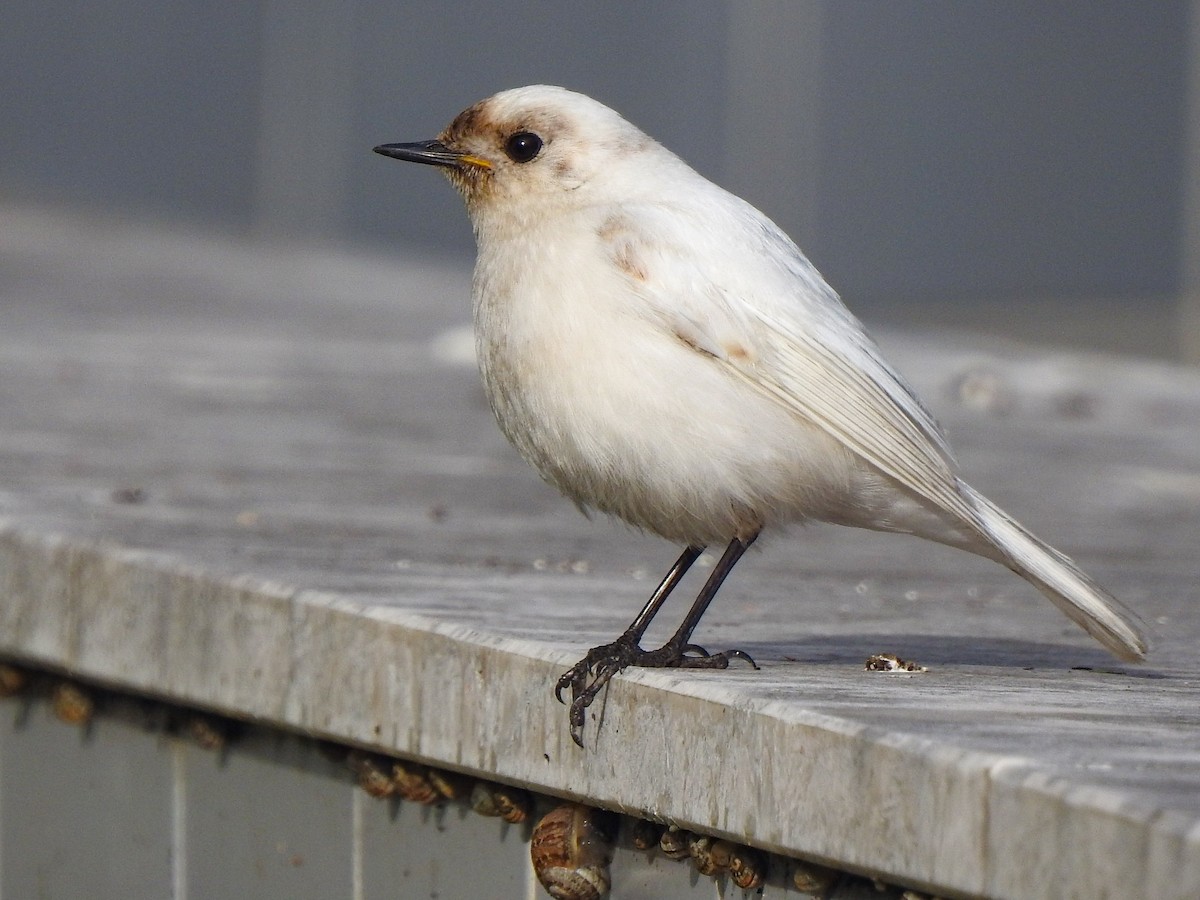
[375,85,1147,745]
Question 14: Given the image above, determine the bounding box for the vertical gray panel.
[181,732,353,900]
[358,791,533,899]
[254,0,360,241]
[813,1,1187,311]
[0,0,261,228]
[1181,0,1200,362]
[723,1,825,249]
[0,700,174,900]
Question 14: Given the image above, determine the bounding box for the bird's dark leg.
[656,532,759,663]
[557,533,760,746]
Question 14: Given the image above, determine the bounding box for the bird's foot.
[555,636,757,747]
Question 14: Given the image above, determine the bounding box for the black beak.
[373,140,491,170]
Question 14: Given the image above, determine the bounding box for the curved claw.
[554,674,573,705]
[555,658,592,705]
[670,644,759,671]
[725,648,759,669]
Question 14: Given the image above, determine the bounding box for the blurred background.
[3,0,1198,361]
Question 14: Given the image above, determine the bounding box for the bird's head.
[375,85,665,225]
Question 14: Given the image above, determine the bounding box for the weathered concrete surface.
[1,205,1198,899]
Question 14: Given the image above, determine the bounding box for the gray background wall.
[1,1,1194,358]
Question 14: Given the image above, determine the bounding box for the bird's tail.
[960,483,1148,662]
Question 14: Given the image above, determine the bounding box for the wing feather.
[614,199,980,525]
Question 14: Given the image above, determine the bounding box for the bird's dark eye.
[504,131,543,163]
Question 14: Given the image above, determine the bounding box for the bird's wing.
[612,200,977,523]
[729,295,975,520]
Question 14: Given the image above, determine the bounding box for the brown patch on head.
[433,98,515,201]
[428,101,497,200]
[439,99,495,147]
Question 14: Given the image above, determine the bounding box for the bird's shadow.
[741,633,1167,678]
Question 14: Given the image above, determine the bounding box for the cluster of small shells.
[1,664,237,750]
[344,749,532,823]
[629,821,856,898]
[342,749,618,900]
[350,734,937,900]
[0,664,106,727]
[646,824,767,890]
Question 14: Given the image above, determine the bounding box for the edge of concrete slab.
[2,522,1195,900]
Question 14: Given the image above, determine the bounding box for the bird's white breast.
[470,206,861,545]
